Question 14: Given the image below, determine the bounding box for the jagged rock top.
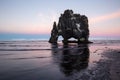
[49,9,90,44]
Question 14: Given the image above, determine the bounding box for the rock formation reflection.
[51,44,89,76]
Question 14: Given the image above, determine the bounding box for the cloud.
[90,10,120,24]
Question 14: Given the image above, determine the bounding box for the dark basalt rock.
[49,9,90,44]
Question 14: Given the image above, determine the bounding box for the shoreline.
[102,49,120,80]
[72,48,120,80]
[88,48,120,80]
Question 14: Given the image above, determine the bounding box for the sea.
[0,40,120,80]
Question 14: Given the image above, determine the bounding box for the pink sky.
[18,10,120,36]
[89,10,120,37]
[0,0,120,38]
[1,10,120,37]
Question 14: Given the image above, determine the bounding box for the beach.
[0,40,120,80]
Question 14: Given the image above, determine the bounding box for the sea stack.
[49,9,90,44]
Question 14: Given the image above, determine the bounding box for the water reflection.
[51,44,89,76]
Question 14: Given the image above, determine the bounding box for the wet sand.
[102,49,120,80]
[0,40,120,80]
[79,48,120,80]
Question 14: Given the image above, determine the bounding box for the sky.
[0,0,120,40]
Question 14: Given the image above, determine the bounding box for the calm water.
[0,40,120,80]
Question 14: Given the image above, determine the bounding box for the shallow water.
[0,40,120,80]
